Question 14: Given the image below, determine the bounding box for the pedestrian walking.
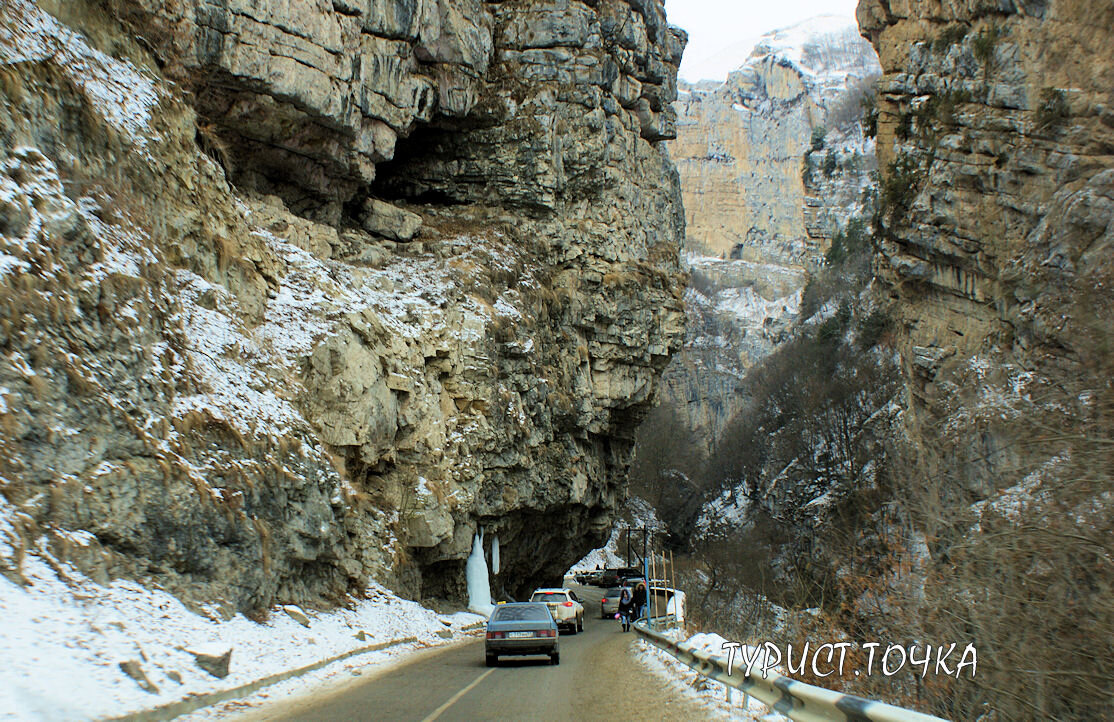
[632,581,647,621]
[617,588,634,632]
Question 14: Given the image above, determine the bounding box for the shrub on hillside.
[825,75,881,134]
[1036,87,1070,134]
[688,268,720,298]
[810,126,826,152]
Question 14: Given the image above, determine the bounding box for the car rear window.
[530,592,568,602]
[493,605,551,622]
[605,588,623,596]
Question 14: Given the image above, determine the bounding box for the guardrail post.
[642,529,651,632]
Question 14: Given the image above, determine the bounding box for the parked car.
[596,567,642,588]
[529,588,584,633]
[485,602,559,666]
[599,587,629,619]
[573,570,602,585]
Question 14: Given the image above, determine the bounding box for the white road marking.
[420,668,496,722]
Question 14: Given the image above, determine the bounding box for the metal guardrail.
[633,618,948,722]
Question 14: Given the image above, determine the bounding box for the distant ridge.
[680,14,859,84]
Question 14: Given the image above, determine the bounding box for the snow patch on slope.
[697,486,753,539]
[569,527,626,573]
[568,497,665,573]
[715,286,802,331]
[0,0,160,149]
[0,529,483,720]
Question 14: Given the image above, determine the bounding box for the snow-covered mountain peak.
[748,15,871,75]
[681,15,880,96]
[748,14,877,83]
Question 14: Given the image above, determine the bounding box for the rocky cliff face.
[832,5,1114,715]
[673,16,879,260]
[0,0,686,613]
[859,0,1114,495]
[654,18,880,447]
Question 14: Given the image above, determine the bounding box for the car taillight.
[486,631,505,639]
[537,629,556,637]
[563,601,573,607]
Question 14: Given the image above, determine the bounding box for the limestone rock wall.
[0,0,686,611]
[672,74,817,262]
[672,18,879,260]
[858,0,1114,491]
[656,18,880,448]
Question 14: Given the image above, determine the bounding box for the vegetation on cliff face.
[638,1,1114,718]
[852,0,1114,715]
[633,143,901,614]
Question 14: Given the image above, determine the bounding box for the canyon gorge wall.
[639,3,1112,714]
[859,0,1114,498]
[673,16,880,260]
[0,0,687,612]
[659,17,880,446]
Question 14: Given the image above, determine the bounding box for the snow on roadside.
[0,542,484,721]
[633,630,785,721]
[178,632,474,722]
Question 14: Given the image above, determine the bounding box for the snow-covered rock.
[0,0,687,622]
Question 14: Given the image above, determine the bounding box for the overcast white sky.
[664,0,862,81]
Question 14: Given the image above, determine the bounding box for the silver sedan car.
[485,602,560,666]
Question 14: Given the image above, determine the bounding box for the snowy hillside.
[0,529,483,719]
[750,15,878,84]
[568,497,665,573]
[682,15,879,91]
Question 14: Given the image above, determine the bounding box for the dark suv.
[596,567,641,587]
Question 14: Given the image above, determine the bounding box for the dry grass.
[173,408,250,451]
[488,314,516,343]
[601,270,640,287]
[252,517,273,574]
[195,120,234,176]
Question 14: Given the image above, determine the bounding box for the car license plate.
[508,631,533,639]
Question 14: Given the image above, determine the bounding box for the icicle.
[466,530,493,615]
[491,534,500,575]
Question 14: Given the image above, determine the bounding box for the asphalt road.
[242,584,713,722]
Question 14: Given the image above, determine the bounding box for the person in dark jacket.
[632,582,647,622]
[617,588,634,632]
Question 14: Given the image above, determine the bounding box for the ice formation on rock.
[466,531,493,615]
[491,535,500,576]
